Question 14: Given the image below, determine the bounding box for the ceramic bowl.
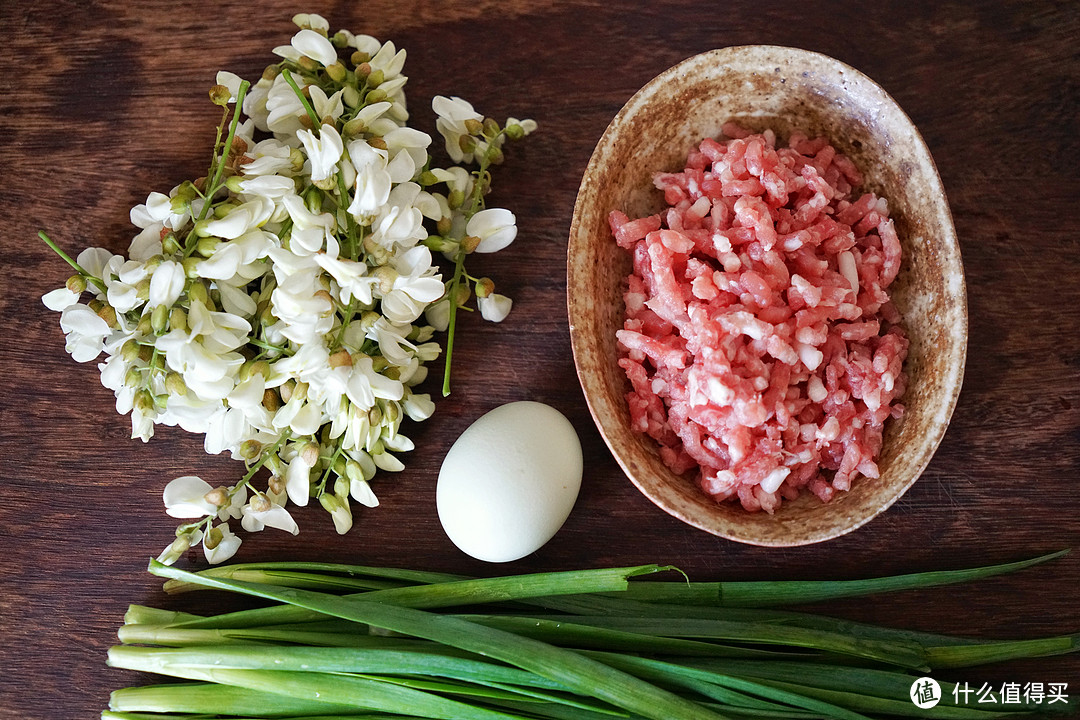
[567,46,967,546]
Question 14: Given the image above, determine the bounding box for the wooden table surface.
[2,1,1078,717]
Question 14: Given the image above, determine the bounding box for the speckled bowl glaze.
[567,46,967,546]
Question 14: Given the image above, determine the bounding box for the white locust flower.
[298,124,344,187]
[347,139,392,220]
[42,286,81,311]
[381,246,444,325]
[432,95,482,163]
[59,304,111,362]
[162,475,217,518]
[215,71,244,103]
[147,260,186,308]
[478,292,513,322]
[468,208,517,253]
[241,493,300,535]
[277,28,338,67]
[203,522,242,564]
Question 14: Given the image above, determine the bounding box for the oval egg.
[436,401,583,563]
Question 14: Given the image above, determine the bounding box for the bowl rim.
[567,45,968,546]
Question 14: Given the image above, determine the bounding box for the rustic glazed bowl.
[567,46,967,546]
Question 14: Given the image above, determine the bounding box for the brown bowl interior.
[567,46,967,546]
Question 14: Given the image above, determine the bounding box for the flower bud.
[485,144,505,165]
[151,303,169,335]
[326,61,347,82]
[268,476,286,496]
[366,69,385,87]
[342,85,362,110]
[331,455,347,477]
[66,275,87,294]
[209,84,232,107]
[447,190,465,211]
[175,180,199,202]
[279,378,295,403]
[334,475,350,498]
[136,313,153,336]
[250,493,272,513]
[351,51,371,66]
[96,303,118,328]
[262,388,281,411]
[187,280,209,305]
[240,439,263,460]
[124,366,142,388]
[298,55,319,72]
[193,218,213,237]
[225,175,246,194]
[461,235,482,254]
[505,123,525,140]
[374,266,398,294]
[204,487,228,507]
[195,237,220,258]
[465,118,484,136]
[304,186,323,214]
[169,307,188,334]
[182,256,201,279]
[289,147,306,171]
[454,283,472,306]
[203,524,224,550]
[162,233,181,255]
[328,348,353,369]
[213,201,238,219]
[475,277,495,298]
[121,339,141,363]
[134,389,156,414]
[299,442,320,467]
[365,88,387,104]
[165,372,187,396]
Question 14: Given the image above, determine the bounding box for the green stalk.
[463,615,927,670]
[169,565,669,629]
[924,633,1080,668]
[617,550,1069,607]
[147,560,728,720]
[107,659,530,720]
[108,645,573,693]
[108,681,359,716]
[37,231,108,292]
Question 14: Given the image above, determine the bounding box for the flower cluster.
[40,13,535,564]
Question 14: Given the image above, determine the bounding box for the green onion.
[101,552,1077,720]
[616,550,1069,607]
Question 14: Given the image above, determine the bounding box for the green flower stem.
[281,69,322,131]
[440,250,468,397]
[37,231,107,293]
[198,80,250,223]
[440,160,493,397]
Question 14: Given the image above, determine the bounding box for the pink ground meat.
[611,123,909,513]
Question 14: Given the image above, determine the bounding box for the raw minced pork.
[610,123,908,513]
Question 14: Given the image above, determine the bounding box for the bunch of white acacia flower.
[39,13,535,564]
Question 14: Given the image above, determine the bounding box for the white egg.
[436,401,583,563]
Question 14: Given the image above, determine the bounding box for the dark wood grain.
[2,1,1078,717]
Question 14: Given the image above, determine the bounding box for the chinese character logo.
[911,677,942,709]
